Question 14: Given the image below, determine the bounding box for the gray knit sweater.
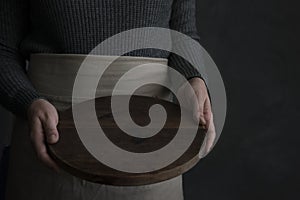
[0,0,202,117]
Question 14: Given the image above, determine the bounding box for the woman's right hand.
[27,99,60,172]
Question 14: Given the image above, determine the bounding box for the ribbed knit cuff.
[169,57,203,79]
[168,54,212,105]
[11,87,46,118]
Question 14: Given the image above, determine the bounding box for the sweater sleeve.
[168,0,204,80]
[0,0,42,118]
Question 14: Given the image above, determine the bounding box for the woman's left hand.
[177,77,216,157]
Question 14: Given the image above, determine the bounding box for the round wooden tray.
[48,95,206,186]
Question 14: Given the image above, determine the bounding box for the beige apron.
[5,54,184,200]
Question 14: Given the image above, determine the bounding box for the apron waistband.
[28,54,171,110]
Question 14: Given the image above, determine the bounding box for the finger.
[205,115,216,154]
[30,118,60,172]
[194,90,206,127]
[37,148,60,173]
[198,135,207,159]
[203,98,212,129]
[191,93,201,123]
[198,114,216,158]
[42,116,59,144]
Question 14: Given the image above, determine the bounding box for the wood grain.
[48,95,206,186]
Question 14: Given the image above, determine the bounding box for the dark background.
[1,0,299,199]
[184,0,299,200]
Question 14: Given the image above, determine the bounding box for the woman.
[0,0,214,199]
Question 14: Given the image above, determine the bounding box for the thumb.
[42,117,59,144]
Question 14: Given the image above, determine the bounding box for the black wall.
[183,1,299,199]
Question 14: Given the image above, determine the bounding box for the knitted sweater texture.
[0,0,201,117]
